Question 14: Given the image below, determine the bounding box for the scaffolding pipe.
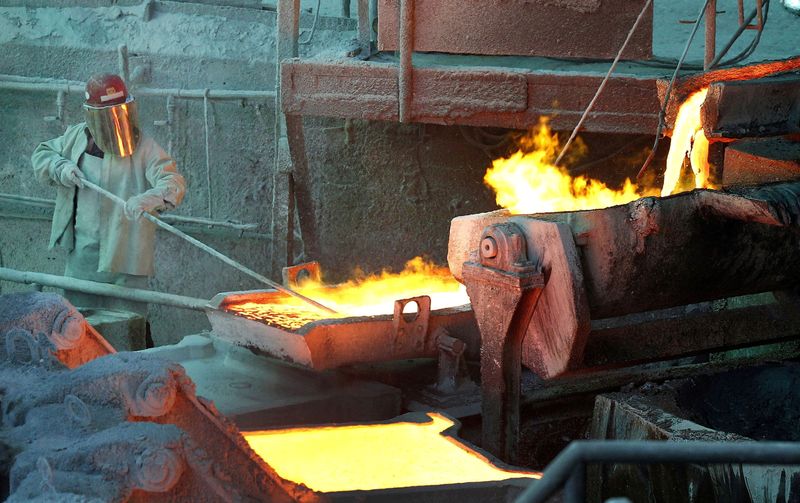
[0,267,209,311]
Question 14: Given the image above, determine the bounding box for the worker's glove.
[57,162,85,188]
[124,193,167,220]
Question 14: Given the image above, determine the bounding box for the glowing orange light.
[662,87,713,196]
[226,257,469,329]
[110,105,126,155]
[243,413,540,493]
[484,118,658,214]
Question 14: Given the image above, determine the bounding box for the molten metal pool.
[242,412,539,493]
[225,257,469,330]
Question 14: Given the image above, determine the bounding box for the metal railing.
[516,440,800,503]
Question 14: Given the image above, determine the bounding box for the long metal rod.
[80,180,337,314]
[704,0,717,70]
[554,0,653,167]
[517,440,800,503]
[0,192,259,231]
[0,77,276,100]
[0,266,209,311]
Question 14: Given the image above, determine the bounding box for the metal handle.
[80,180,337,315]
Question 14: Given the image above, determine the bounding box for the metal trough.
[206,289,479,370]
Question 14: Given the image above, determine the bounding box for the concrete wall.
[0,1,359,345]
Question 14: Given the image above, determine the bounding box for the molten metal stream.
[226,257,470,330]
[243,413,539,493]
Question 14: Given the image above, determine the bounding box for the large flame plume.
[484,118,658,214]
[243,412,539,492]
[226,257,469,329]
[662,87,713,196]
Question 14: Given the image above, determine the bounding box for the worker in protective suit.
[32,74,186,316]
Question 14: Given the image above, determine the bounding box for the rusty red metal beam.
[281,59,660,133]
[657,56,800,131]
[377,0,653,60]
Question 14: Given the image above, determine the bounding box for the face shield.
[83,96,141,158]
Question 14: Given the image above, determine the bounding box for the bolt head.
[481,236,498,258]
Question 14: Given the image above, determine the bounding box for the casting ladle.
[80,180,338,315]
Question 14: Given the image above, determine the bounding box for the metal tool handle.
[80,180,337,315]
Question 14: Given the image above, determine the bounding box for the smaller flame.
[484,118,657,215]
[662,87,713,196]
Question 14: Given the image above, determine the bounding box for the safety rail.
[516,440,800,503]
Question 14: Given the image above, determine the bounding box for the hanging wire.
[553,0,653,167]
[636,0,713,179]
[299,0,322,44]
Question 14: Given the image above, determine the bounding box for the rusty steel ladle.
[80,179,338,315]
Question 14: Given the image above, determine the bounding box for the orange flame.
[484,118,658,214]
[662,87,713,196]
[243,413,539,493]
[226,257,469,329]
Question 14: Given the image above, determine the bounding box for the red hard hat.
[85,74,129,107]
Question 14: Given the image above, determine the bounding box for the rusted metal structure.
[449,182,800,460]
[206,289,479,370]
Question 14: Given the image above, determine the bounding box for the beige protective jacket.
[32,123,185,277]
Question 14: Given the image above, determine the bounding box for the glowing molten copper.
[243,413,539,492]
[484,117,658,214]
[225,257,469,329]
[662,87,713,196]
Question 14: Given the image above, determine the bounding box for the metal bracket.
[281,261,322,288]
[463,222,545,463]
[392,295,431,354]
[434,327,468,394]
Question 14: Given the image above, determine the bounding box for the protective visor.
[83,96,140,158]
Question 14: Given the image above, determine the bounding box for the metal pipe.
[709,5,760,67]
[517,441,800,503]
[0,77,276,101]
[398,0,414,122]
[118,44,130,84]
[0,266,209,311]
[81,179,337,314]
[0,192,259,231]
[705,0,717,70]
[563,461,585,503]
[166,95,176,155]
[203,89,214,218]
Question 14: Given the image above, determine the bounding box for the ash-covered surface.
[0,292,305,502]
